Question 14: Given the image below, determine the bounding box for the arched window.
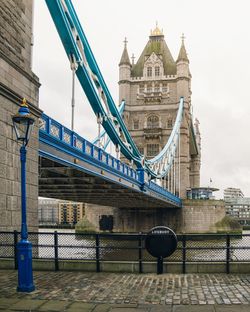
[147,67,152,77]
[147,115,159,128]
[155,66,160,76]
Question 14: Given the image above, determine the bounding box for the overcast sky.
[33,0,250,199]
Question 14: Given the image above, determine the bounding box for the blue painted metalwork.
[45,0,142,166]
[39,114,182,207]
[12,103,35,293]
[92,100,125,150]
[145,97,184,178]
[44,0,184,180]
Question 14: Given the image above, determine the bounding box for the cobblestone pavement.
[0,270,250,311]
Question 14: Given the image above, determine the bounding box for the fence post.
[182,234,186,274]
[157,256,163,274]
[226,234,230,274]
[14,230,18,270]
[138,234,143,273]
[54,231,59,271]
[96,234,100,272]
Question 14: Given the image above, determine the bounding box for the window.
[147,85,152,93]
[162,85,168,93]
[155,66,160,76]
[139,85,144,93]
[147,144,159,157]
[147,67,152,77]
[167,119,173,128]
[147,115,159,128]
[154,84,160,92]
[133,120,139,130]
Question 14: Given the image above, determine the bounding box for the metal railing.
[0,231,249,274]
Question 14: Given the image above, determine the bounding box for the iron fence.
[0,231,250,273]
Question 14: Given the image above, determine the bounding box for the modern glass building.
[186,187,219,200]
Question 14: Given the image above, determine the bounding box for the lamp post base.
[17,239,35,292]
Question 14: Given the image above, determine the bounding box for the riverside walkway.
[1,271,250,311]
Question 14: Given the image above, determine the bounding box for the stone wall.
[0,0,41,231]
[85,200,226,234]
[180,199,226,233]
[85,203,181,233]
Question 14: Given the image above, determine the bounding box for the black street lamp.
[12,98,35,292]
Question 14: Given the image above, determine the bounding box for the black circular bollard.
[145,226,177,274]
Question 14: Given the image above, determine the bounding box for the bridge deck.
[39,114,182,209]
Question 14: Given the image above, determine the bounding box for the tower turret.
[119,38,131,103]
[176,33,189,76]
[176,34,191,102]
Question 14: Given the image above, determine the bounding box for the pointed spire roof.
[131,25,176,77]
[119,37,131,66]
[177,34,189,63]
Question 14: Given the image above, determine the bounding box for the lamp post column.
[17,144,35,292]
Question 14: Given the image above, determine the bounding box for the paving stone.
[67,302,96,311]
[92,304,112,312]
[214,306,250,312]
[110,309,147,312]
[173,305,214,311]
[0,298,20,310]
[38,299,71,311]
[8,299,48,311]
[111,304,138,308]
[147,306,172,312]
[1,271,250,310]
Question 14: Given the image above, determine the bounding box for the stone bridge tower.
[119,26,201,198]
[0,0,41,231]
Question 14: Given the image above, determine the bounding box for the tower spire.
[119,37,131,66]
[177,33,189,62]
[123,37,128,47]
[181,33,185,43]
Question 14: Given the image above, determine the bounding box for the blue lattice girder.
[39,114,182,207]
[44,0,184,181]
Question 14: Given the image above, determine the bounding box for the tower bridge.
[0,0,226,234]
[39,113,181,209]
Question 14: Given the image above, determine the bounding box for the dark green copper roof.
[131,34,177,77]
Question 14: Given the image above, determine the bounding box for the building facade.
[85,27,206,233]
[225,198,250,226]
[224,188,250,225]
[38,198,60,225]
[224,187,244,200]
[119,26,201,198]
[58,201,85,225]
[0,0,41,231]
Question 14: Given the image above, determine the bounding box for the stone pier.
[0,0,41,231]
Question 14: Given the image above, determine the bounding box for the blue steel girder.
[45,0,142,167]
[44,0,184,181]
[92,100,125,150]
[39,114,182,208]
